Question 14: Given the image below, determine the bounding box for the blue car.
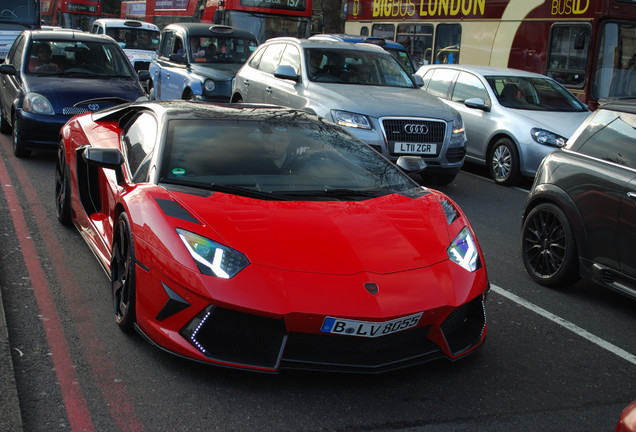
[0,29,148,158]
[148,23,258,102]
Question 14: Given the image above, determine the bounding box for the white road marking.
[491,284,636,367]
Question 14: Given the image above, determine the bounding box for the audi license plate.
[320,312,423,338]
[394,142,437,154]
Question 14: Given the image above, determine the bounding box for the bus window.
[360,26,369,36]
[547,24,590,88]
[434,24,461,64]
[397,24,433,68]
[372,23,395,40]
[593,21,636,100]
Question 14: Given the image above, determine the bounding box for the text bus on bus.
[41,0,102,31]
[120,0,312,42]
[344,0,636,109]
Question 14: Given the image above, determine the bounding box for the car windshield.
[486,75,588,112]
[159,118,420,200]
[25,39,135,78]
[106,27,160,51]
[305,48,416,87]
[190,35,258,65]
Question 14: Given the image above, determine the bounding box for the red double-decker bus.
[345,0,636,109]
[41,0,102,30]
[121,0,312,42]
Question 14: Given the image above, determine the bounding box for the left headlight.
[203,79,216,93]
[447,227,481,272]
[177,229,249,279]
[331,110,372,130]
[23,92,55,115]
[531,128,566,148]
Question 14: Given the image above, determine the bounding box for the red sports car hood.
[169,191,452,275]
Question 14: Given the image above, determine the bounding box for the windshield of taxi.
[25,39,135,78]
[189,35,258,65]
[305,48,416,87]
[106,27,160,51]
[159,118,420,200]
[486,76,588,112]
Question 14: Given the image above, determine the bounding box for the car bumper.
[16,109,68,150]
[134,253,489,373]
[519,141,562,178]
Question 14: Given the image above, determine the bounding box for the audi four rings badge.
[404,124,429,134]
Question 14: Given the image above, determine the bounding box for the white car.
[417,65,591,186]
[90,19,160,74]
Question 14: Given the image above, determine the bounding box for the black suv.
[520,99,636,300]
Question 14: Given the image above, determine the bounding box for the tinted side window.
[158,32,176,57]
[258,43,285,74]
[426,68,458,99]
[248,45,265,68]
[576,110,636,169]
[452,71,489,104]
[122,113,158,181]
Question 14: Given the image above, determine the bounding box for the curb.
[0,287,23,432]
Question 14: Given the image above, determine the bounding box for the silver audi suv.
[231,38,467,185]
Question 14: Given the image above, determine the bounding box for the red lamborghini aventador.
[55,100,489,373]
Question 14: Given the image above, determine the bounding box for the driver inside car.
[29,42,63,73]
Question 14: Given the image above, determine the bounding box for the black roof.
[162,23,257,40]
[28,29,116,43]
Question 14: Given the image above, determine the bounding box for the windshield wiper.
[275,188,387,200]
[160,177,287,200]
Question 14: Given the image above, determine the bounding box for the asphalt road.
[0,134,634,432]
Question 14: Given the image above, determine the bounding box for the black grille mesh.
[440,297,486,355]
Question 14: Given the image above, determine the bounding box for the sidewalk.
[0,287,23,431]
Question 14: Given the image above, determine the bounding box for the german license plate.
[394,142,437,154]
[320,312,423,338]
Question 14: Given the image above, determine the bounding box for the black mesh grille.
[281,326,442,372]
[383,119,446,157]
[446,146,466,163]
[181,306,286,369]
[440,297,486,356]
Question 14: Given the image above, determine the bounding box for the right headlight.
[177,229,249,279]
[447,226,481,272]
[531,128,566,148]
[331,110,372,130]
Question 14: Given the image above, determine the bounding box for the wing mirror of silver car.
[396,156,427,173]
[274,64,300,83]
[464,97,490,112]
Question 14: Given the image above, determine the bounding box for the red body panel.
[59,105,489,372]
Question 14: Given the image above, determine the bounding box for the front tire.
[0,109,10,134]
[111,212,136,332]
[521,203,579,287]
[12,113,30,158]
[488,138,519,186]
[55,142,72,226]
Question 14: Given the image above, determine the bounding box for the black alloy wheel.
[111,212,137,332]
[521,202,579,287]
[55,142,72,225]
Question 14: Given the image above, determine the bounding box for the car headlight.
[23,92,55,115]
[331,110,372,129]
[451,116,465,136]
[203,79,216,93]
[177,229,249,279]
[447,227,480,272]
[531,128,566,148]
